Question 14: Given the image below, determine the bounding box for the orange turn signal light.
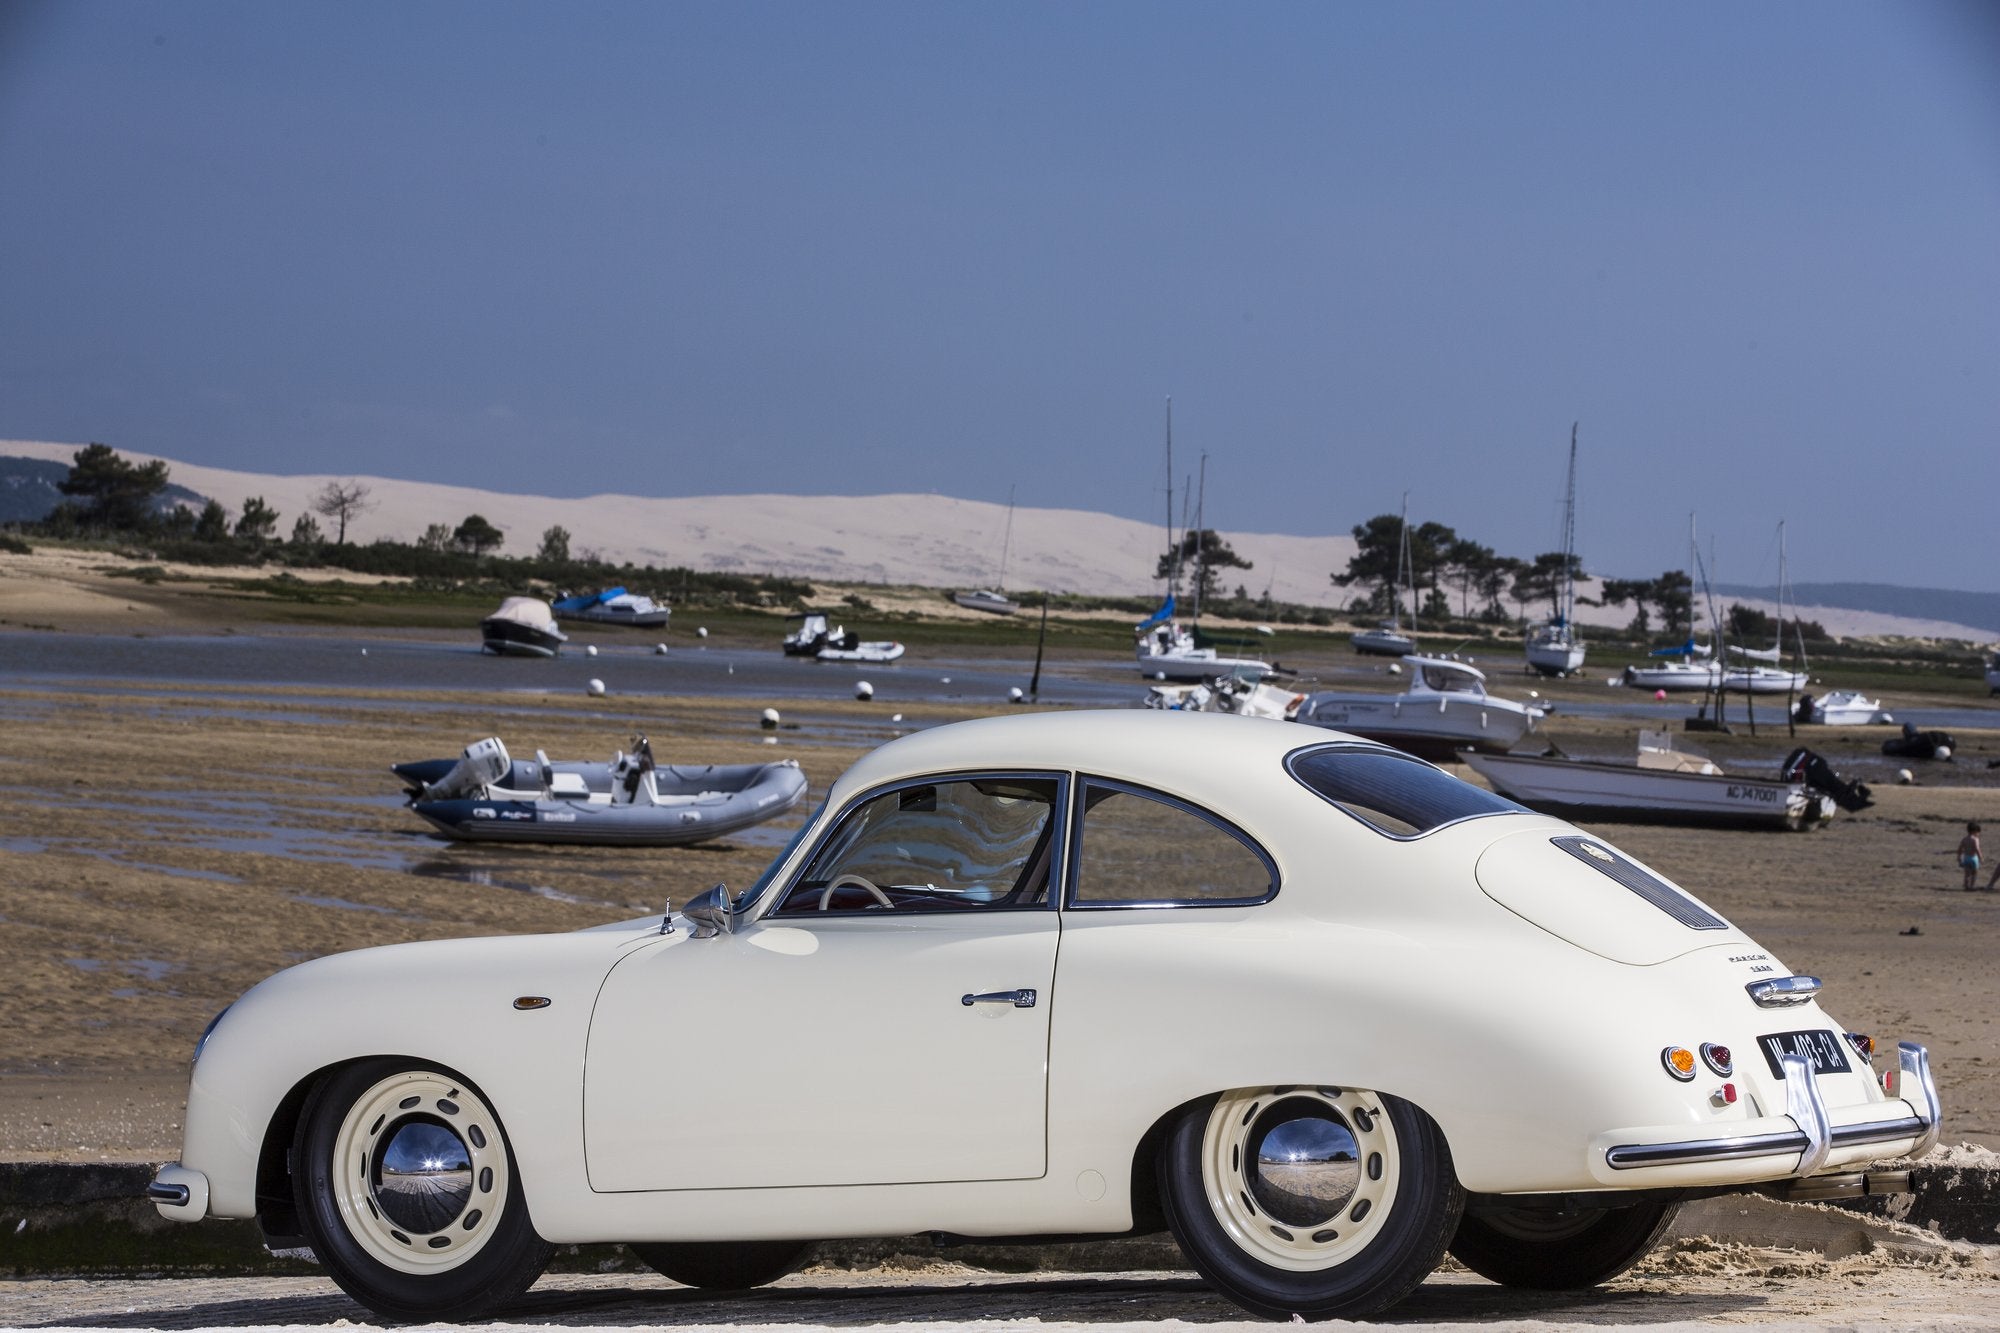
[1661,1046,1698,1081]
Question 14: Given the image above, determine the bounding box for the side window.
[1068,780,1276,908]
[770,775,1060,916]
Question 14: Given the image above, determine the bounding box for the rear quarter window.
[1286,745,1524,837]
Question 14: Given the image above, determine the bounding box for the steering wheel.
[818,873,893,911]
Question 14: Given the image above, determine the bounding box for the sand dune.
[5,439,1991,643]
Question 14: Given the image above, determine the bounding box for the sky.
[2,1,1997,592]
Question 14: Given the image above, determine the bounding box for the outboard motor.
[1781,747,1873,812]
[423,737,512,802]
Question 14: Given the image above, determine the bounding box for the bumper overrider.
[1595,1041,1940,1188]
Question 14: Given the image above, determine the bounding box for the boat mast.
[1163,397,1177,600]
[1397,491,1411,632]
[1560,423,1578,633]
[997,484,1014,592]
[1191,452,1208,622]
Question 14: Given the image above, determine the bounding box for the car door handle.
[961,989,1037,1008]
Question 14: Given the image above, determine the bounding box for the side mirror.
[682,883,735,939]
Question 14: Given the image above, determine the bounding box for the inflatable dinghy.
[397,736,807,846]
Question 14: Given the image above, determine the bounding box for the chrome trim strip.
[1899,1041,1941,1158]
[145,1181,191,1206]
[1605,1115,1931,1170]
[1783,1053,1831,1176]
[1747,975,1822,1008]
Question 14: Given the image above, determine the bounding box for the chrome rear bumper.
[1606,1041,1939,1175]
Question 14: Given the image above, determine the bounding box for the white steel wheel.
[295,1059,552,1322]
[1158,1085,1462,1321]
[329,1070,509,1274]
[1201,1087,1400,1271]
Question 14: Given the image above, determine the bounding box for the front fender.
[183,925,653,1219]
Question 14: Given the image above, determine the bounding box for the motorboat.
[1352,621,1417,658]
[816,638,905,664]
[1793,690,1893,726]
[953,589,1019,615]
[396,736,808,846]
[1144,671,1305,721]
[1463,731,1852,831]
[783,611,904,662]
[1293,655,1545,761]
[1524,425,1587,677]
[479,597,567,658]
[550,586,671,629]
[1135,619,1272,682]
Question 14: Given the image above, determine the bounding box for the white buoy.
[1935,746,1952,761]
[360,648,367,656]
[1526,690,1539,699]
[940,676,952,685]
[655,643,668,655]
[1008,686,1024,703]
[585,644,598,657]
[1897,768,1915,784]
[696,627,709,638]
[1153,670,1166,681]
[763,735,777,745]
[891,713,904,723]
[855,680,874,700]
[1388,662,1402,676]
[587,678,606,697]
[760,708,780,730]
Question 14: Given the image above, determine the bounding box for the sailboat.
[1722,521,1809,695]
[1524,425,1586,676]
[953,487,1020,615]
[1352,494,1417,657]
[1622,516,1721,691]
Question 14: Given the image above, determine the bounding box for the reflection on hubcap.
[372,1117,472,1234]
[1247,1099,1360,1227]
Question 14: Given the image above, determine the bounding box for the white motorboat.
[551,586,671,629]
[1352,622,1417,657]
[1144,672,1305,721]
[1135,619,1272,682]
[479,597,568,658]
[1796,690,1893,726]
[1293,655,1545,761]
[817,638,905,664]
[953,589,1019,615]
[1524,424,1587,677]
[1463,730,1834,831]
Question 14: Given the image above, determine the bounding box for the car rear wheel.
[1158,1086,1462,1321]
[1450,1199,1681,1289]
[628,1240,814,1289]
[293,1060,553,1321]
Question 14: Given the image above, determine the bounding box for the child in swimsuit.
[1960,822,1983,891]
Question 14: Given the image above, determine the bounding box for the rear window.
[1286,745,1524,837]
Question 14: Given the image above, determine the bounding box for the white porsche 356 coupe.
[150,712,1940,1322]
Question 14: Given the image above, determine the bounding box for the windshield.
[1286,745,1524,837]
[732,801,826,912]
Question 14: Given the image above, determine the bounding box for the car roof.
[830,709,1378,805]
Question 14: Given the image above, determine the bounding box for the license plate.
[1757,1029,1852,1078]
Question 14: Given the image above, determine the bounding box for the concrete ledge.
[4,1158,1994,1278]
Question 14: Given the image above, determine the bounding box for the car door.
[584,772,1065,1192]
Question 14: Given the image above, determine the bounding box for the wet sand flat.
[1,657,1997,1161]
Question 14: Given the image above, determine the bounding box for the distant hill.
[0,455,209,525]
[1714,583,2000,637]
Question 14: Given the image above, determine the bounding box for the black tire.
[628,1240,814,1290]
[1157,1087,1463,1321]
[293,1059,553,1322]
[1450,1199,1680,1290]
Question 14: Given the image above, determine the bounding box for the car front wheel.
[1449,1199,1680,1289]
[293,1059,553,1322]
[628,1240,814,1289]
[1158,1086,1462,1321]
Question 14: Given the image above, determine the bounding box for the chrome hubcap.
[1245,1099,1361,1227]
[372,1118,474,1234]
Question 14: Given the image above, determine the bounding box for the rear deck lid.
[1474,829,1744,964]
